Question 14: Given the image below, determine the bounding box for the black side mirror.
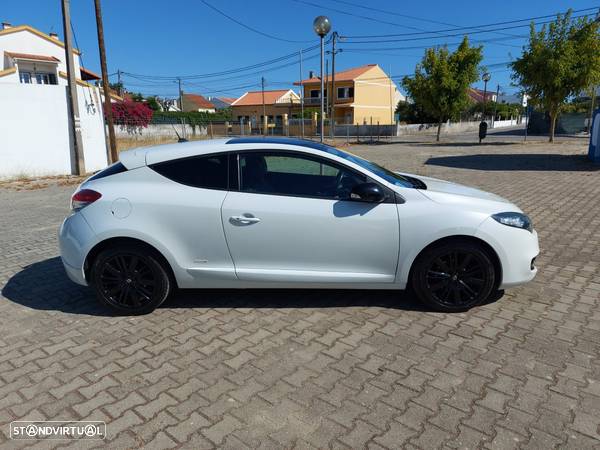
[350,182,386,203]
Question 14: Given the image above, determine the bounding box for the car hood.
[396,172,522,213]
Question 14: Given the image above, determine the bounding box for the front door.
[221,151,400,283]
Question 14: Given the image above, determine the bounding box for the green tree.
[130,92,144,102]
[402,37,483,141]
[395,100,438,124]
[145,96,161,111]
[511,10,600,142]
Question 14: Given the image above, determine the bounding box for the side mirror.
[350,182,386,203]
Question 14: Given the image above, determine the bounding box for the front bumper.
[58,212,95,286]
[476,217,539,289]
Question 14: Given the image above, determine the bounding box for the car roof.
[119,137,337,169]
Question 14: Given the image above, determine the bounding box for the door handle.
[230,215,261,225]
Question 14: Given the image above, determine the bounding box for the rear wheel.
[90,245,171,315]
[411,241,496,312]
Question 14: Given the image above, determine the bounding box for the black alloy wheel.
[91,245,171,315]
[411,241,495,312]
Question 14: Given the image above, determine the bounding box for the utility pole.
[320,36,325,142]
[117,69,122,96]
[493,84,500,128]
[330,32,337,139]
[261,76,266,136]
[61,0,85,175]
[299,49,304,138]
[94,0,117,164]
[177,77,186,140]
[325,58,329,138]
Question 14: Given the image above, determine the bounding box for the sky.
[2,0,598,100]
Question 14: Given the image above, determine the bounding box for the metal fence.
[113,116,397,147]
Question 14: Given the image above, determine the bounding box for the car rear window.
[87,162,127,181]
[150,154,228,190]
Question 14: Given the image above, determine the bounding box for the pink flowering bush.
[109,100,153,130]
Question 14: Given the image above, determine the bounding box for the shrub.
[109,100,154,129]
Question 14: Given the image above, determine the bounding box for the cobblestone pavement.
[1,133,599,449]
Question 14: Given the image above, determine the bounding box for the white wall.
[0,83,108,178]
[0,27,80,85]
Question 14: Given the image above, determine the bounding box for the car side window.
[151,153,228,190]
[239,151,366,200]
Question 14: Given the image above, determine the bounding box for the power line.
[342,7,599,38]
[291,0,426,31]
[327,0,523,40]
[200,0,313,43]
[121,53,320,91]
[341,13,594,43]
[339,34,528,52]
[120,43,322,81]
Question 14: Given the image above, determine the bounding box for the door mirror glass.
[350,182,386,203]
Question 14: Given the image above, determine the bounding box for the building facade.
[296,64,404,125]
[230,89,300,127]
[0,22,110,178]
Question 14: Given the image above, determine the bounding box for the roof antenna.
[171,123,187,143]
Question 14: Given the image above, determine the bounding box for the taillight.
[71,189,102,211]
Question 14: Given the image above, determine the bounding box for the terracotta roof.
[218,97,236,105]
[468,87,496,103]
[295,64,377,85]
[182,93,215,110]
[80,66,100,80]
[5,51,59,62]
[232,89,293,106]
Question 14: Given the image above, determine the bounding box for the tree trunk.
[436,121,442,142]
[549,112,557,143]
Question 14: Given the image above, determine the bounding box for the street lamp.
[313,15,331,142]
[479,72,491,144]
[482,72,491,117]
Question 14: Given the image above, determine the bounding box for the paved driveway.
[1,133,599,449]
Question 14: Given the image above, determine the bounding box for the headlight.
[492,212,532,232]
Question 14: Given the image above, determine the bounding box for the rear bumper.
[476,217,539,289]
[58,212,95,286]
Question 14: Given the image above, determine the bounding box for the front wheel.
[411,241,496,312]
[90,245,172,315]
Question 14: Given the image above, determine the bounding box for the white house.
[0,22,116,178]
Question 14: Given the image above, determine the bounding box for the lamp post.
[482,72,491,118]
[479,72,491,144]
[313,15,331,142]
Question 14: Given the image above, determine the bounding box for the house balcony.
[302,97,354,106]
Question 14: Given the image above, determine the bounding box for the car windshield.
[320,145,421,189]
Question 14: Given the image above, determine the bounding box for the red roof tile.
[295,64,377,85]
[232,89,292,106]
[80,66,100,80]
[5,51,59,62]
[218,97,236,105]
[182,93,215,110]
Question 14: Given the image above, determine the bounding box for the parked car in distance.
[59,137,539,314]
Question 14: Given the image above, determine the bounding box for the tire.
[411,240,496,312]
[90,245,171,315]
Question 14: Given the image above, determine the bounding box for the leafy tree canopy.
[511,10,600,141]
[402,37,483,140]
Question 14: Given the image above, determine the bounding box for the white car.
[59,137,539,314]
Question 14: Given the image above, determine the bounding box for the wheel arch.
[407,235,503,291]
[84,236,178,288]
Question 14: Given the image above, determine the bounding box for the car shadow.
[2,257,505,316]
[425,153,599,172]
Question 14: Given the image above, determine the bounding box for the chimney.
[49,32,58,39]
[1,22,12,30]
[309,70,314,79]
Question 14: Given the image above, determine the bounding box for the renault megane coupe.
[59,137,539,314]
